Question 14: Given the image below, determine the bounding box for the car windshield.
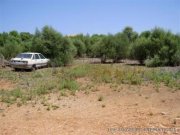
[16,53,32,59]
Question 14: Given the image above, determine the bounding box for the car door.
[39,53,48,66]
[34,54,41,67]
[38,54,45,67]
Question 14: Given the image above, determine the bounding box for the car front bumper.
[10,63,33,69]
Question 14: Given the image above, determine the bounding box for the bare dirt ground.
[0,77,180,135]
[0,79,15,90]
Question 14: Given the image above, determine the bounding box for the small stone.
[160,112,167,115]
[174,118,180,125]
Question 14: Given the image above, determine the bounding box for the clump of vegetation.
[0,88,23,104]
[131,28,180,67]
[0,62,179,105]
[1,26,179,67]
[32,72,43,78]
[51,105,59,110]
[68,65,90,78]
[60,90,68,97]
[59,79,79,91]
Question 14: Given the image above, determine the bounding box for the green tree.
[140,30,151,38]
[113,33,129,62]
[72,39,86,57]
[158,31,179,66]
[131,37,150,64]
[0,36,22,59]
[122,26,138,43]
[54,37,76,66]
[20,32,33,42]
[32,26,77,66]
[97,34,116,63]
[97,33,129,63]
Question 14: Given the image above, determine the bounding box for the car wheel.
[14,68,19,71]
[31,65,36,71]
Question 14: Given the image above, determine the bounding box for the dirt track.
[0,81,180,135]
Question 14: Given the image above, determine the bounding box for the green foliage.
[140,30,151,38]
[0,26,179,67]
[131,37,150,64]
[113,33,129,62]
[51,37,77,66]
[97,33,129,63]
[32,26,77,66]
[122,26,138,43]
[131,28,180,66]
[172,47,180,66]
[97,34,116,63]
[59,79,79,90]
[0,36,23,59]
[89,34,105,57]
[0,88,23,104]
[68,65,89,78]
[145,55,162,67]
[0,64,179,105]
[72,39,86,57]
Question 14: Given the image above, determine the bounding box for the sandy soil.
[0,79,15,90]
[0,79,180,135]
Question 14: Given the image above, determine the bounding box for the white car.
[10,52,50,70]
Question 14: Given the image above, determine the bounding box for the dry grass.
[0,63,179,105]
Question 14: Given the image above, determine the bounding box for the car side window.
[35,54,40,59]
[39,54,45,59]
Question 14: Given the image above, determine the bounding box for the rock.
[160,112,168,115]
[174,118,180,125]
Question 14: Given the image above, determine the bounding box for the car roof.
[20,52,41,54]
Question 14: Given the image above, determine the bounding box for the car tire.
[14,68,19,71]
[31,65,36,71]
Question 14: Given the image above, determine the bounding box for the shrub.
[68,65,89,78]
[59,79,79,91]
[145,55,162,67]
[32,26,77,67]
[97,34,129,63]
[72,39,86,57]
[171,46,180,66]
[131,37,150,64]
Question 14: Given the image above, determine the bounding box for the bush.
[97,34,129,63]
[59,79,79,91]
[131,37,150,64]
[33,26,77,67]
[145,55,162,67]
[132,28,180,66]
[72,39,86,57]
[0,37,23,59]
[172,49,180,66]
[0,26,179,67]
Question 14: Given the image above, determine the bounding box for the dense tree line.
[0,26,179,67]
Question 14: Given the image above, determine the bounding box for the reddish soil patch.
[0,79,15,90]
[0,82,180,135]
